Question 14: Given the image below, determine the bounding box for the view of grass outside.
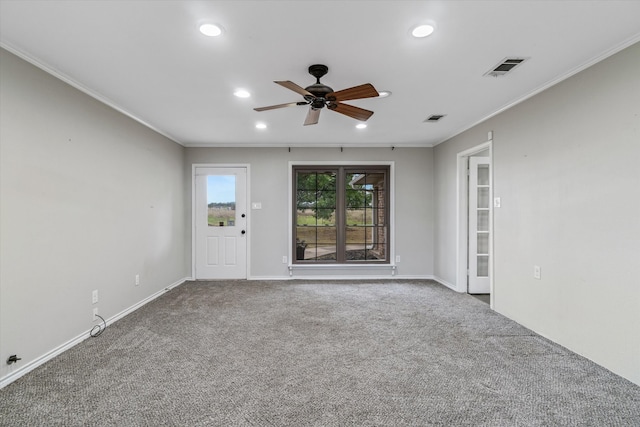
[207,175,236,226]
[296,209,377,259]
[296,209,374,228]
[208,204,235,226]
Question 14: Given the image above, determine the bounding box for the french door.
[468,157,491,294]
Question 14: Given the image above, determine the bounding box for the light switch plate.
[251,202,262,209]
[494,197,501,208]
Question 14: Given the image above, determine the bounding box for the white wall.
[185,147,434,279]
[434,42,640,385]
[4,35,636,389]
[0,49,188,384]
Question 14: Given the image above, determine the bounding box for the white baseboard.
[432,275,462,292]
[106,277,186,325]
[0,277,188,389]
[1,327,91,390]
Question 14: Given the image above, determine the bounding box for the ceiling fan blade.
[329,102,374,121]
[327,83,379,102]
[275,81,314,97]
[304,107,321,126]
[254,102,305,112]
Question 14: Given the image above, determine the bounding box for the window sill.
[288,263,397,277]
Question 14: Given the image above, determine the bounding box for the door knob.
[241,230,246,235]
[241,213,246,218]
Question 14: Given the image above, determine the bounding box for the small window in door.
[207,175,236,226]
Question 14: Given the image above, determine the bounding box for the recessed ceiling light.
[255,122,267,129]
[234,89,251,98]
[378,91,392,98]
[199,23,223,37]
[412,24,435,38]
[356,123,367,129]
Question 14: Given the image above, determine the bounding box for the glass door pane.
[345,171,386,262]
[477,255,489,277]
[477,187,490,209]
[207,175,236,226]
[477,210,489,232]
[295,171,337,261]
[477,164,490,185]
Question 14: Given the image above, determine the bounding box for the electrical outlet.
[282,256,287,264]
[92,290,98,304]
[534,265,541,280]
[135,274,140,286]
[93,307,99,320]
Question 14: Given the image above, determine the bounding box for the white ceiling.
[1,1,639,148]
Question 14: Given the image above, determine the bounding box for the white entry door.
[195,167,247,279]
[468,157,491,294]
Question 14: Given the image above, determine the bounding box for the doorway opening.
[456,140,493,307]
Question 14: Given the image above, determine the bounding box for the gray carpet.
[1,280,639,426]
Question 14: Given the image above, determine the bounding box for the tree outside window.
[294,166,389,263]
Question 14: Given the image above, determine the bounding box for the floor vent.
[484,57,528,77]
[424,114,446,123]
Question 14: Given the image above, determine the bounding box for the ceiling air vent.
[484,57,529,77]
[424,114,446,123]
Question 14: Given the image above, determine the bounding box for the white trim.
[288,161,395,273]
[432,32,640,147]
[287,263,398,278]
[184,141,432,149]
[0,277,187,389]
[191,164,251,280]
[456,141,494,306]
[0,41,182,146]
[107,277,185,324]
[432,275,459,292]
[286,264,396,270]
[488,145,495,309]
[248,275,438,281]
[281,274,398,280]
[5,31,639,151]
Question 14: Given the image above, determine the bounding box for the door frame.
[456,139,493,307]
[191,163,251,280]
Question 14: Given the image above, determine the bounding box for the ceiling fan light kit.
[254,64,380,126]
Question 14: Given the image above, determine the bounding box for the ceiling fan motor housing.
[305,64,334,107]
[306,83,334,107]
[308,64,329,79]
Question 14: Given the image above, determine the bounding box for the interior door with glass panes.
[468,157,490,294]
[194,167,247,279]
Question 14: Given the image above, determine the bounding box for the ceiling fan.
[254,64,380,126]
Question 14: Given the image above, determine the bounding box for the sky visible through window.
[207,175,235,204]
